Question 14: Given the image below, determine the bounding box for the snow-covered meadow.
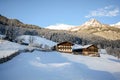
[0,35,120,80]
[0,50,120,80]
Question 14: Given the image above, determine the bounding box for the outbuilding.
[72,44,100,57]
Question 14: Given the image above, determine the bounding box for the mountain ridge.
[0,14,41,29]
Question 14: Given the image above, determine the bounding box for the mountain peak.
[89,18,100,23]
[82,18,102,27]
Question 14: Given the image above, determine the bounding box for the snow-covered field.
[0,40,26,59]
[0,50,120,80]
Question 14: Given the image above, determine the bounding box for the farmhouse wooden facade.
[72,44,100,57]
[54,41,74,53]
[53,42,100,57]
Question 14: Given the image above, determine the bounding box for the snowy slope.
[0,35,56,59]
[46,24,75,30]
[0,40,26,58]
[0,50,120,80]
[16,35,57,47]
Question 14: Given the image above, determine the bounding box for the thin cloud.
[85,6,119,18]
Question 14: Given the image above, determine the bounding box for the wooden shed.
[54,41,74,53]
[72,44,100,57]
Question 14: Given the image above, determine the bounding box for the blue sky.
[0,0,120,27]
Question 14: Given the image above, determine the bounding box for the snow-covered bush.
[43,44,50,50]
[0,34,6,40]
[29,43,41,48]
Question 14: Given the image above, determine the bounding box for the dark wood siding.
[72,45,99,57]
[82,45,98,55]
[56,42,74,53]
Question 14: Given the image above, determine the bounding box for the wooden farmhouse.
[53,41,100,57]
[72,44,100,57]
[54,41,74,53]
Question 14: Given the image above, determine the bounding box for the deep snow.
[0,50,120,80]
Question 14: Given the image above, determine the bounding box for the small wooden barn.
[54,41,74,53]
[72,44,100,57]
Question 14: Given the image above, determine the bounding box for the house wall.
[82,46,98,55]
[72,49,83,55]
[56,42,73,53]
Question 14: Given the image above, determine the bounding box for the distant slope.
[16,35,57,47]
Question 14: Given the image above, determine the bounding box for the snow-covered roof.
[82,44,93,48]
[72,44,93,50]
[72,44,83,49]
[57,41,74,46]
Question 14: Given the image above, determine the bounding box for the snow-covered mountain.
[111,22,120,26]
[115,22,120,25]
[70,18,104,31]
[46,24,75,30]
[81,18,102,27]
[110,22,120,28]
